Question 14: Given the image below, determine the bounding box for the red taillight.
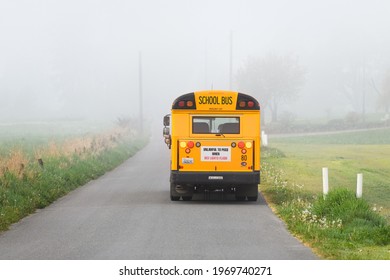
[176,100,194,108]
[241,149,247,154]
[187,141,194,148]
[238,141,245,149]
[236,93,259,110]
[185,148,191,154]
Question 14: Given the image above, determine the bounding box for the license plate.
[182,158,194,164]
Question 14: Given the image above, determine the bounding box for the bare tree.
[236,53,305,123]
[338,61,373,122]
[378,70,390,113]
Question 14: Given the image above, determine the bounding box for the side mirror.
[162,115,171,149]
[164,136,171,148]
[163,126,170,136]
[163,114,170,127]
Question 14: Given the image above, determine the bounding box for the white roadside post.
[357,173,363,198]
[261,131,268,147]
[322,167,329,198]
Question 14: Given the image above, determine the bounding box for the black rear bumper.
[170,171,260,186]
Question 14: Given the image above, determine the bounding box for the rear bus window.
[192,117,240,134]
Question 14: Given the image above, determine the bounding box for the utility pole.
[362,62,366,123]
[138,51,143,134]
[229,30,233,90]
[205,40,208,89]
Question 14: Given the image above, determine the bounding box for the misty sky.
[1,0,390,122]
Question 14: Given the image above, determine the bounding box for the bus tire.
[235,187,246,201]
[247,194,258,201]
[170,183,180,201]
[247,184,259,201]
[235,195,246,201]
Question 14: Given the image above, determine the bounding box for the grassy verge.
[0,124,148,232]
[260,129,390,259]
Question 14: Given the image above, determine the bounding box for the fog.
[1,0,390,123]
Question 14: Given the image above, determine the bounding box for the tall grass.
[0,124,148,232]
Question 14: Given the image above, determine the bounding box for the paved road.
[0,134,317,260]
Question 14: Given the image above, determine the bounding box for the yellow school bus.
[163,90,260,201]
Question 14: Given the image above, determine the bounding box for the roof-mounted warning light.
[236,93,260,110]
[172,92,196,109]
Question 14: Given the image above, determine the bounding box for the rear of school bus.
[163,90,260,201]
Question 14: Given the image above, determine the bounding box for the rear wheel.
[170,183,181,201]
[235,195,246,201]
[170,183,193,201]
[235,187,246,201]
[170,195,180,201]
[247,184,259,201]
[247,194,258,201]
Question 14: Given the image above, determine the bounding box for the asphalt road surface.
[0,134,317,260]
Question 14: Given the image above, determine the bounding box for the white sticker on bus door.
[201,146,231,162]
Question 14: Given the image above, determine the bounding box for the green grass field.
[261,128,390,259]
[267,128,390,220]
